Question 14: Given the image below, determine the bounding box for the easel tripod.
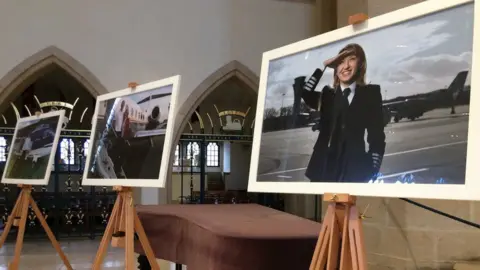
[309,193,367,270]
[0,185,72,270]
[92,186,159,270]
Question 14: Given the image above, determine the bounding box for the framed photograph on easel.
[248,0,480,201]
[82,75,181,188]
[1,110,66,186]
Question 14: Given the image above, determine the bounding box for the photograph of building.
[2,113,62,182]
[256,2,473,185]
[86,84,173,181]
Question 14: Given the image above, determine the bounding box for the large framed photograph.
[1,110,65,186]
[248,0,480,200]
[82,75,180,188]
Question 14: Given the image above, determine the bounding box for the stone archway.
[174,60,258,136]
[0,46,108,113]
[165,60,259,203]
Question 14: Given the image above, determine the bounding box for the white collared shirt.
[340,82,356,105]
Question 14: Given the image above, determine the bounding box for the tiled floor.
[0,239,126,270]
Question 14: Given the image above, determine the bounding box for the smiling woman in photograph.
[302,43,386,183]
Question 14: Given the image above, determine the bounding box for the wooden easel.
[0,185,73,270]
[0,111,73,270]
[309,193,367,270]
[309,13,370,270]
[92,82,159,270]
[92,186,159,270]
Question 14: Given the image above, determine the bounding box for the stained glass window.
[174,144,180,166]
[0,136,6,162]
[60,138,75,165]
[206,142,219,167]
[186,142,200,167]
[83,139,90,156]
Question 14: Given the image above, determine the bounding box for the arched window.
[60,138,75,165]
[0,136,7,162]
[186,142,200,167]
[173,144,180,166]
[83,139,90,156]
[206,142,219,167]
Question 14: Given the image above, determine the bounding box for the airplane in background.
[307,70,469,131]
[13,124,56,163]
[382,70,469,125]
[100,93,171,138]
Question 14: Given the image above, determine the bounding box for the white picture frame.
[82,75,181,188]
[248,0,480,200]
[1,110,66,186]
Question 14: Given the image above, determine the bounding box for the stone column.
[315,0,338,34]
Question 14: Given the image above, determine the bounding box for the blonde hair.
[333,43,367,88]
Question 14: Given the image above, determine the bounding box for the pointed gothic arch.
[165,60,259,202]
[174,60,259,142]
[0,46,108,113]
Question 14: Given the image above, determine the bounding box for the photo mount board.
[1,110,66,186]
[82,75,181,188]
[248,0,480,201]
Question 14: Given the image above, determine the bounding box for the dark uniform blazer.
[302,84,386,183]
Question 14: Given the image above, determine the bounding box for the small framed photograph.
[2,110,66,186]
[82,75,181,188]
[248,0,480,200]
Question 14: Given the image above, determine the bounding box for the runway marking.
[376,168,429,180]
[383,140,467,157]
[261,167,305,176]
[259,140,466,176]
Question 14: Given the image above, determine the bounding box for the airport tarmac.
[257,106,469,184]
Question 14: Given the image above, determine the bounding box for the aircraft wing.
[26,146,52,161]
[134,129,167,138]
[383,100,409,106]
[137,93,172,104]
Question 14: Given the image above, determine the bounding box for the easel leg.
[134,208,160,270]
[339,205,352,270]
[348,206,367,270]
[29,196,73,270]
[0,192,23,248]
[310,194,367,270]
[125,192,135,270]
[92,193,122,270]
[93,187,160,270]
[310,204,335,270]
[9,190,30,270]
[327,204,341,270]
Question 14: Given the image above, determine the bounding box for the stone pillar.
[315,0,338,34]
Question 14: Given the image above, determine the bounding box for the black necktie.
[343,88,351,104]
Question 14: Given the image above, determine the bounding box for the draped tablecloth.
[134,204,321,270]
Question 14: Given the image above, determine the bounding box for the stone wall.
[357,197,480,269]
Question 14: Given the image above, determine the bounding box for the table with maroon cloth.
[134,204,321,270]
